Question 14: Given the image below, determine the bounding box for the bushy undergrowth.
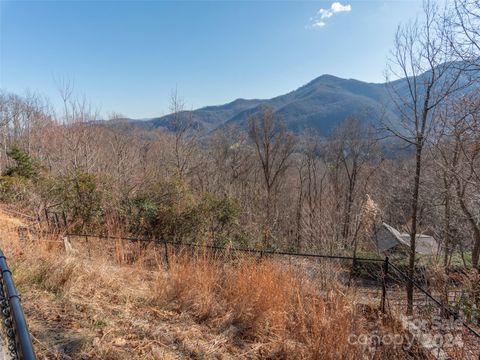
[155,253,361,358]
[8,236,366,359]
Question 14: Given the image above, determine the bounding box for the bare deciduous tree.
[451,0,480,68]
[247,107,295,248]
[385,0,469,313]
[169,90,198,178]
[331,116,378,243]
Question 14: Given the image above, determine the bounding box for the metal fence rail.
[388,261,480,339]
[0,251,36,360]
[64,232,480,340]
[65,233,385,262]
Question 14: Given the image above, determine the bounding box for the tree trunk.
[264,187,272,249]
[295,177,303,251]
[455,179,480,271]
[443,182,451,269]
[407,142,423,315]
[342,187,354,241]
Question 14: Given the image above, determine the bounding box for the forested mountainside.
[135,63,478,134]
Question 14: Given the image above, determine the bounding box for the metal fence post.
[163,239,170,270]
[62,211,68,228]
[85,235,91,259]
[347,257,357,287]
[44,208,49,227]
[381,256,389,314]
[54,212,60,230]
[0,251,36,360]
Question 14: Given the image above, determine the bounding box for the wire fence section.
[59,233,480,342]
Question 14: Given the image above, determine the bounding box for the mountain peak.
[140,66,477,135]
[306,74,344,86]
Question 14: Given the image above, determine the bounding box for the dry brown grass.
[157,253,221,321]
[8,238,369,359]
[0,208,431,359]
[155,253,360,358]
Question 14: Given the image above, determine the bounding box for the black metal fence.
[3,207,480,354]
[387,261,480,339]
[61,232,480,341]
[0,251,36,360]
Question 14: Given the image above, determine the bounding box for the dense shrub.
[0,146,38,204]
[0,175,31,203]
[121,180,243,244]
[55,171,104,232]
[3,146,38,179]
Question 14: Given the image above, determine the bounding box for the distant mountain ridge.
[130,65,477,135]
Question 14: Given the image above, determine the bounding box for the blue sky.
[0,0,423,118]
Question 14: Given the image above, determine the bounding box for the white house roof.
[399,233,438,255]
[375,223,438,255]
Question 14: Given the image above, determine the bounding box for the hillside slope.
[0,209,432,359]
[141,75,395,134]
[131,62,478,135]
